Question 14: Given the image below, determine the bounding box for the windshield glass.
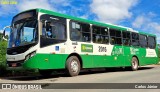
[8,20,38,48]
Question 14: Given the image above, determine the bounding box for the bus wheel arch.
[66,53,82,76]
[131,56,139,71]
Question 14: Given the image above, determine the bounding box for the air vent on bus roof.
[127,28,138,33]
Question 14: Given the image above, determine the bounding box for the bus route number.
[98,46,107,52]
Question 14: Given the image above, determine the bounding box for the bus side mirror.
[2,26,11,41]
[3,29,5,37]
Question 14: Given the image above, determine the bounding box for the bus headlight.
[25,51,36,61]
[30,51,36,58]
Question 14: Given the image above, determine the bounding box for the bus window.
[92,26,101,43]
[148,36,156,49]
[101,28,109,44]
[46,22,53,38]
[109,29,122,45]
[70,21,90,42]
[70,22,81,41]
[81,23,90,42]
[131,32,139,46]
[139,34,147,48]
[45,22,66,40]
[115,31,122,45]
[40,18,67,47]
[93,26,101,34]
[122,31,131,46]
[110,29,116,44]
[92,26,108,44]
[93,34,101,43]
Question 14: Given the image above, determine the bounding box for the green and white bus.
[4,8,158,76]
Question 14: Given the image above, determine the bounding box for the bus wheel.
[131,57,139,71]
[66,56,80,77]
[39,70,52,76]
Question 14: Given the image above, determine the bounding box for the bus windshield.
[8,20,38,48]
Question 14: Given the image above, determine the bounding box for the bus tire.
[66,56,80,77]
[131,57,139,71]
[39,70,52,76]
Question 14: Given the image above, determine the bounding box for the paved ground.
[0,65,160,92]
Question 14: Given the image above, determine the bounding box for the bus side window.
[92,26,108,44]
[46,22,53,38]
[148,36,156,49]
[139,34,147,48]
[101,28,109,44]
[109,29,122,45]
[115,31,122,45]
[42,22,47,37]
[122,31,131,46]
[81,23,90,42]
[70,22,81,41]
[131,32,139,46]
[111,37,115,44]
[41,21,53,38]
[109,29,115,45]
[70,21,90,42]
[92,26,101,43]
[40,15,67,48]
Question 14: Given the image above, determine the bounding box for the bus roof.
[139,31,156,37]
[36,8,127,30]
[16,8,156,37]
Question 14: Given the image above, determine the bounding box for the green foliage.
[0,40,7,75]
[0,41,7,61]
[0,33,2,41]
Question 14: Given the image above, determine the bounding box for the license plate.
[12,63,17,67]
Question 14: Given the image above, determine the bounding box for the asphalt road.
[0,65,160,92]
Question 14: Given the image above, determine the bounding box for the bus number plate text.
[98,46,107,52]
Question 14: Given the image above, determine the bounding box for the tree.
[158,44,160,55]
[0,40,7,75]
[0,33,2,41]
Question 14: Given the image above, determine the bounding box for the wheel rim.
[132,59,137,69]
[71,60,79,73]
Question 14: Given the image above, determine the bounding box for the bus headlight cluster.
[30,51,36,58]
[25,51,36,61]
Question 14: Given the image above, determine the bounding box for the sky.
[0,0,160,43]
